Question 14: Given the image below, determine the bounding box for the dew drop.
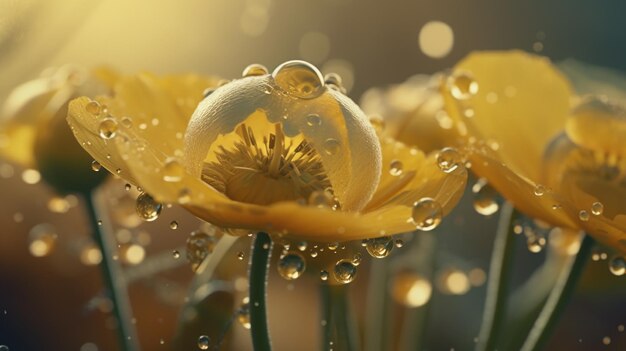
[242,63,269,77]
[352,253,362,265]
[169,220,179,230]
[320,270,329,281]
[579,210,590,222]
[85,100,102,116]
[534,184,546,196]
[120,116,133,128]
[99,118,118,139]
[197,335,210,350]
[327,242,339,251]
[436,147,462,173]
[172,250,180,259]
[237,251,245,261]
[135,193,162,222]
[91,160,102,172]
[608,256,626,276]
[389,160,403,176]
[472,178,499,216]
[411,198,443,231]
[124,183,132,191]
[272,60,324,99]
[447,72,479,100]
[365,236,394,258]
[297,241,308,251]
[277,252,306,280]
[322,138,341,155]
[306,114,322,127]
[178,188,192,204]
[162,158,184,182]
[333,259,357,284]
[591,202,604,216]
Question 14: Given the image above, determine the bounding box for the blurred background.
[0,0,625,350]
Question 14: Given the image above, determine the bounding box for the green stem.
[520,234,594,351]
[364,259,390,351]
[320,284,334,351]
[331,284,361,351]
[476,202,518,351]
[248,232,273,351]
[84,192,139,351]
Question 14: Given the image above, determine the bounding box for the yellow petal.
[443,50,572,182]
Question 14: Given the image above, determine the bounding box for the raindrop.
[436,147,462,173]
[277,252,306,280]
[534,184,546,196]
[579,210,590,222]
[237,251,245,261]
[242,63,269,77]
[322,138,341,155]
[162,158,184,182]
[447,72,478,100]
[472,178,499,216]
[272,60,324,99]
[172,250,181,259]
[197,335,210,350]
[169,221,179,230]
[320,270,329,281]
[136,193,162,222]
[91,160,102,172]
[389,160,403,176]
[333,259,357,284]
[365,236,394,258]
[411,198,443,231]
[99,118,118,139]
[609,256,625,276]
[591,202,604,216]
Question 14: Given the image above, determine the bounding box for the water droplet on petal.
[534,184,546,196]
[197,335,211,350]
[591,202,604,216]
[411,198,443,231]
[579,210,590,222]
[135,193,162,222]
[447,72,479,100]
[272,60,324,99]
[472,178,499,216]
[277,252,306,280]
[162,158,184,182]
[86,100,101,115]
[172,250,181,259]
[322,138,340,155]
[609,256,625,276]
[169,220,179,230]
[365,236,394,258]
[389,160,403,176]
[242,63,269,77]
[91,160,102,172]
[333,259,357,284]
[306,114,322,127]
[99,118,118,139]
[320,270,329,281]
[436,147,462,173]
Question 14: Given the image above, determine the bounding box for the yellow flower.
[441,50,626,252]
[67,61,467,243]
[360,73,462,154]
[0,65,115,193]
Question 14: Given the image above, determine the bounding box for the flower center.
[201,120,336,206]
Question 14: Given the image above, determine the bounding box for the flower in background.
[441,50,626,252]
[0,66,114,194]
[67,61,467,244]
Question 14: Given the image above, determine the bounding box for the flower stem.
[321,284,360,351]
[519,234,594,351]
[364,258,390,351]
[476,202,518,351]
[84,192,140,351]
[248,232,273,351]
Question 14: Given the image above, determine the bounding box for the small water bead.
[472,178,499,216]
[327,242,339,251]
[169,221,179,230]
[579,210,590,222]
[277,252,306,280]
[447,72,479,100]
[178,188,192,204]
[436,147,462,173]
[395,239,404,248]
[242,63,269,77]
[320,270,329,281]
[237,251,245,261]
[86,100,101,115]
[352,253,362,265]
[136,193,162,222]
[297,241,308,251]
[333,259,357,284]
[534,184,546,196]
[91,160,102,172]
[186,231,217,270]
[162,158,185,182]
[306,114,322,127]
[365,236,394,258]
[322,138,341,155]
[591,202,604,216]
[389,160,403,176]
[608,256,626,276]
[124,183,132,191]
[411,197,443,231]
[272,60,325,99]
[172,250,181,259]
[120,116,133,128]
[99,118,118,139]
[197,335,211,350]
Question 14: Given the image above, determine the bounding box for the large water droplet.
[472,178,499,216]
[242,63,269,77]
[333,259,357,284]
[272,60,324,99]
[365,236,394,258]
[436,147,462,173]
[411,198,443,231]
[135,193,162,222]
[277,252,306,280]
[99,118,118,139]
[609,256,626,276]
[197,335,210,350]
[162,158,185,182]
[447,72,479,100]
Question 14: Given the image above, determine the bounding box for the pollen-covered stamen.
[201,122,336,206]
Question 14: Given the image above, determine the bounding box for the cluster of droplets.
[513,219,550,253]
